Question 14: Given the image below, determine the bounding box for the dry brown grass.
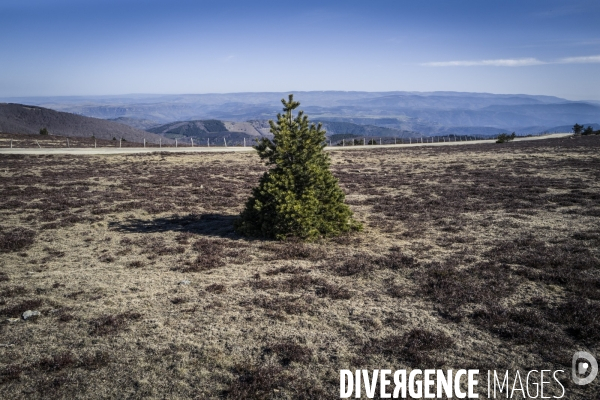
[0,136,599,398]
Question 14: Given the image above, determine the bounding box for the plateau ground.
[0,135,599,399]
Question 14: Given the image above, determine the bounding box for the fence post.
[10,139,12,148]
[36,140,41,148]
[208,138,210,147]
[342,139,345,146]
[94,138,97,148]
[67,138,70,148]
[243,138,245,147]
[120,138,122,148]
[409,138,411,144]
[224,138,227,147]
[175,139,178,148]
[379,138,382,145]
[143,138,145,148]
[191,138,194,147]
[159,138,161,148]
[363,138,366,145]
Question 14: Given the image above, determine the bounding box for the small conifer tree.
[235,94,361,240]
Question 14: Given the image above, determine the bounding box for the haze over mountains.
[2,91,599,140]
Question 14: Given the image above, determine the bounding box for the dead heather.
[0,135,599,398]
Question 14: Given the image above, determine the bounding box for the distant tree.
[112,137,117,141]
[582,126,594,136]
[235,94,361,240]
[573,123,584,135]
[39,127,48,135]
[496,132,516,144]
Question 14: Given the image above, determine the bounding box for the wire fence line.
[0,132,569,150]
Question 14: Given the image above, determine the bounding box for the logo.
[572,351,598,385]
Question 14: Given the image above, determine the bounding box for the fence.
[1,132,552,149]
[0,134,254,149]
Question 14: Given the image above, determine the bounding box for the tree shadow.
[109,213,241,239]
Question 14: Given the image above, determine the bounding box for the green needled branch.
[235,94,362,240]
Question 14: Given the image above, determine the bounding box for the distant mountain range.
[146,120,267,144]
[0,103,171,144]
[1,91,598,139]
[145,118,419,141]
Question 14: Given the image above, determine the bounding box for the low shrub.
[265,342,313,366]
[88,311,141,335]
[0,227,36,253]
[366,328,454,367]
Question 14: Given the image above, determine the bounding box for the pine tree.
[235,94,361,240]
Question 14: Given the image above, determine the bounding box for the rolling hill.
[144,118,421,142]
[0,103,171,144]
[146,120,262,144]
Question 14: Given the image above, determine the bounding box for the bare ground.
[0,135,599,399]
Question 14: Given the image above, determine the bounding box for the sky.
[0,0,599,100]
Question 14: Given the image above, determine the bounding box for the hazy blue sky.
[1,0,599,99]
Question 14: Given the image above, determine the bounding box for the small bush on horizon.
[582,126,595,136]
[496,132,516,143]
